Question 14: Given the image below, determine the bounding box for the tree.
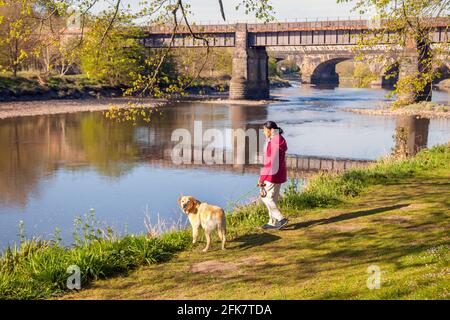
[338,0,450,106]
[0,0,35,77]
[125,0,274,98]
[268,57,279,77]
[56,35,82,76]
[79,13,147,87]
[172,47,232,78]
[32,2,77,76]
[0,0,274,90]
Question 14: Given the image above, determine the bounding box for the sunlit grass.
[281,144,450,210]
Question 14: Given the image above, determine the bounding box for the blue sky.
[93,0,368,23]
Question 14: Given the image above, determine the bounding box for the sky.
[92,0,369,24]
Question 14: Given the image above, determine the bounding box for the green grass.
[62,160,449,300]
[0,228,192,299]
[1,144,449,300]
[282,144,450,210]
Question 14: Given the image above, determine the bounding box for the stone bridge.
[142,18,450,99]
[267,46,389,86]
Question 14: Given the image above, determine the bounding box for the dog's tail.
[219,209,227,250]
[221,209,226,229]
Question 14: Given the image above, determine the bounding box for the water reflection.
[393,116,430,158]
[0,106,375,209]
[0,114,138,208]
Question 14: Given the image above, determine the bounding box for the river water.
[0,85,449,249]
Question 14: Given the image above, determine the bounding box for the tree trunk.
[416,37,432,102]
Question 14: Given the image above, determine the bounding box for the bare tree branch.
[218,0,226,21]
[99,0,122,46]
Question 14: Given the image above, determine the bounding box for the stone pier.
[229,23,270,100]
[398,36,432,103]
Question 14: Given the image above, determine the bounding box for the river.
[0,84,449,249]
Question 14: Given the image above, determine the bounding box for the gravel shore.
[344,102,450,119]
[0,98,165,119]
[0,94,284,119]
[344,108,450,119]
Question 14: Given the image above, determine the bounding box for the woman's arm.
[259,139,281,183]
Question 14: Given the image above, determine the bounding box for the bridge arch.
[434,63,450,82]
[310,57,352,85]
[433,62,450,90]
[272,56,300,76]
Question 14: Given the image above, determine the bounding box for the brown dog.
[178,196,226,252]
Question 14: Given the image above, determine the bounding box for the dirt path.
[61,171,450,300]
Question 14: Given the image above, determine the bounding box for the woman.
[258,121,289,230]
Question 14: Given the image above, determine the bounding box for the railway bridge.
[141,18,450,99]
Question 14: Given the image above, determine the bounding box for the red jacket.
[259,134,287,184]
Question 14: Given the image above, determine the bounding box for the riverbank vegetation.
[1,144,449,299]
[0,0,276,102]
[0,73,125,101]
[337,61,378,88]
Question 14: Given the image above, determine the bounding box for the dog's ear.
[177,196,182,205]
[186,196,200,213]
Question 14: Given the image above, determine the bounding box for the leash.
[224,185,261,213]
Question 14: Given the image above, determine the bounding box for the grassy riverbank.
[0,74,124,101]
[0,74,291,103]
[1,145,449,300]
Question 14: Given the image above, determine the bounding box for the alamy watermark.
[366,265,381,290]
[170,121,280,175]
[67,265,81,290]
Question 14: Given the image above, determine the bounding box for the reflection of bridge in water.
[134,103,374,176]
[138,145,373,177]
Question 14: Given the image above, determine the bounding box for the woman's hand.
[259,186,267,198]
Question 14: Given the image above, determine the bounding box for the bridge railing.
[247,19,369,31]
[145,16,449,34]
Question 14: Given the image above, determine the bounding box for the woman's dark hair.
[263,121,284,134]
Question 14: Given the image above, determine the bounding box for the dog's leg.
[218,228,226,250]
[203,231,211,252]
[192,226,199,244]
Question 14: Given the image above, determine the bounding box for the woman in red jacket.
[258,121,289,230]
